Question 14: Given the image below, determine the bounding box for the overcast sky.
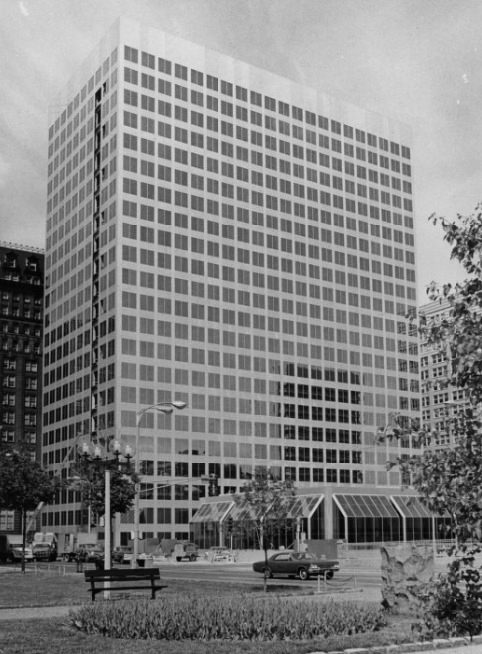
[1,0,479,299]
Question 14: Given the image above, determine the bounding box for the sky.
[1,0,480,300]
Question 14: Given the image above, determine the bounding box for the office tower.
[0,242,44,532]
[420,298,465,448]
[43,18,420,545]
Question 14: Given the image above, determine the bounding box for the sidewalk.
[393,641,482,654]
[0,605,74,620]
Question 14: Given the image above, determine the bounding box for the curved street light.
[132,401,187,566]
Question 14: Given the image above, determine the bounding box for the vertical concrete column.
[324,488,334,539]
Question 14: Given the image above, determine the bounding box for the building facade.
[420,298,465,448]
[0,242,44,532]
[42,18,420,545]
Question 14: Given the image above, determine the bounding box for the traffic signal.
[208,473,219,496]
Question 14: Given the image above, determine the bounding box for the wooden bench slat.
[84,567,166,601]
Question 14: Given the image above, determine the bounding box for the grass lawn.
[0,566,415,654]
[0,617,415,654]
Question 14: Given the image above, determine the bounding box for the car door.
[286,553,301,575]
[271,553,290,574]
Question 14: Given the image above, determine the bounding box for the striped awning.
[191,501,233,523]
[286,494,324,519]
[391,496,433,519]
[334,494,399,519]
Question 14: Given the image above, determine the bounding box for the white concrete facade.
[42,18,420,543]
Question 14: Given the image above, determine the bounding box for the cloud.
[0,153,11,188]
[19,1,29,17]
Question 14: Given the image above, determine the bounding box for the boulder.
[381,544,434,615]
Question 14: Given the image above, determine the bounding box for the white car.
[11,546,34,562]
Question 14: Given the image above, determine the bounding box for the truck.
[173,541,200,562]
[0,534,22,563]
[31,532,58,562]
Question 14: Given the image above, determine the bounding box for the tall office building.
[43,18,420,545]
[0,242,44,532]
[420,298,465,448]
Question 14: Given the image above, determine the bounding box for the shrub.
[414,551,482,640]
[71,595,386,641]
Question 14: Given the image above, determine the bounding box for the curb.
[308,634,482,654]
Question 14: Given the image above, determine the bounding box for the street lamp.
[132,400,187,566]
[79,438,132,596]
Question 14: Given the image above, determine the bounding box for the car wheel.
[189,554,197,561]
[263,567,273,579]
[176,556,182,562]
[325,570,334,580]
[298,567,309,581]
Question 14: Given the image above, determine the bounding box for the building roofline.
[0,241,45,255]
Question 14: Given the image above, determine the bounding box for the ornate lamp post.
[79,438,132,596]
[132,400,187,567]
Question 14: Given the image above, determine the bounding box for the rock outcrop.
[381,544,434,614]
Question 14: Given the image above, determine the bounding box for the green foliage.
[234,467,295,590]
[234,467,295,549]
[71,596,386,641]
[69,462,137,521]
[378,206,482,639]
[413,545,482,640]
[0,443,58,512]
[88,469,136,519]
[377,206,482,539]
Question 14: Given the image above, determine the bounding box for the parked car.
[112,547,127,564]
[0,534,23,563]
[31,532,57,562]
[253,551,339,581]
[83,545,104,563]
[60,550,78,562]
[74,545,128,565]
[11,546,35,563]
[32,542,57,562]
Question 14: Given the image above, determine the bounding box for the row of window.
[2,411,37,425]
[119,324,417,362]
[123,45,410,159]
[1,360,39,372]
[121,276,416,316]
[122,284,415,313]
[120,326,417,370]
[123,94,411,173]
[124,130,413,196]
[141,467,361,488]
[122,154,411,199]
[122,179,414,222]
[122,244,416,282]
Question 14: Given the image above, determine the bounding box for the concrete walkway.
[393,642,482,654]
[0,604,74,620]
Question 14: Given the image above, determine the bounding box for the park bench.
[84,567,167,601]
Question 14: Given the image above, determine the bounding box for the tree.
[69,463,137,528]
[0,444,58,572]
[234,467,295,591]
[385,205,482,534]
[381,205,482,635]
